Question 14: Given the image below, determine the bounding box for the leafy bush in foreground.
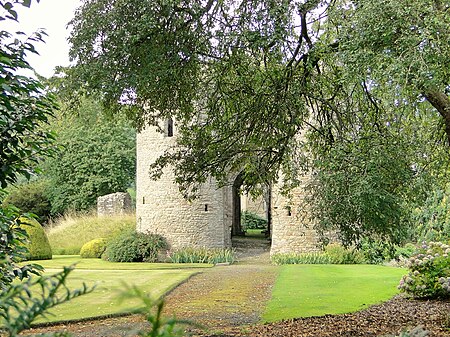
[80,238,107,258]
[103,229,167,262]
[167,247,235,264]
[398,241,450,299]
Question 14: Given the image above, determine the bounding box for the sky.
[9,0,82,78]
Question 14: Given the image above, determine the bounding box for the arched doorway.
[231,173,272,240]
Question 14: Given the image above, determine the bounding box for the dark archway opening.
[231,173,272,241]
[232,173,245,236]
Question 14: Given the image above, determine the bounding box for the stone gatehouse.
[136,120,321,255]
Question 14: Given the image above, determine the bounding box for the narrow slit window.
[143,197,145,205]
[204,204,208,212]
[287,206,292,216]
[167,118,174,137]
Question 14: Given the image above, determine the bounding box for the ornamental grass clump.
[398,241,450,299]
[167,247,235,264]
[271,252,332,265]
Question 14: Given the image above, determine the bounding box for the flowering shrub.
[398,241,450,299]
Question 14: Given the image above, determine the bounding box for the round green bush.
[80,238,107,258]
[103,229,167,262]
[20,218,52,260]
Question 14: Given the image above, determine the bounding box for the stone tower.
[136,120,232,249]
[136,120,321,254]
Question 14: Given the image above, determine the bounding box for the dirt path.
[162,237,277,334]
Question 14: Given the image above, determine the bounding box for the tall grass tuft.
[167,247,235,264]
[271,252,332,265]
[272,243,369,265]
[46,212,135,255]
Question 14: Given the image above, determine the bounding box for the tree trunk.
[423,89,450,145]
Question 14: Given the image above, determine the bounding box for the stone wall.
[136,124,232,250]
[97,192,132,216]
[270,177,322,255]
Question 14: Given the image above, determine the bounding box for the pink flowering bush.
[398,241,450,299]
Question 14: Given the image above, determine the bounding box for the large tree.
[67,0,449,243]
[0,0,57,188]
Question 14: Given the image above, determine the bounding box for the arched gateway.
[136,121,321,255]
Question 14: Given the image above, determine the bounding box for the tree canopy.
[67,0,450,244]
[0,0,57,188]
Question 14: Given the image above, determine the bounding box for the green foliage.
[361,240,416,265]
[20,217,52,260]
[80,238,107,258]
[412,184,450,242]
[47,213,135,255]
[306,135,414,247]
[68,0,449,246]
[167,247,235,264]
[398,241,450,299]
[119,285,193,337]
[3,180,52,224]
[272,244,366,265]
[0,201,43,291]
[44,98,135,215]
[271,252,332,265]
[324,243,366,265]
[0,2,57,189]
[103,230,168,263]
[241,211,267,230]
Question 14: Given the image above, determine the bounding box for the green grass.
[263,264,406,322]
[245,229,266,239]
[32,255,213,270]
[27,256,211,323]
[46,214,135,255]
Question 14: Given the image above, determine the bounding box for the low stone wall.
[97,192,132,216]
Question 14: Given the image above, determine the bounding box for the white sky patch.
[2,0,82,78]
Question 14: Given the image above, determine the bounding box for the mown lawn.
[263,264,406,322]
[28,256,211,323]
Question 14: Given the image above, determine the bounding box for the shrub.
[271,252,332,265]
[241,211,267,230]
[167,247,235,264]
[103,229,167,262]
[80,238,107,258]
[360,240,416,264]
[325,243,366,264]
[3,180,52,224]
[398,241,450,299]
[20,217,52,260]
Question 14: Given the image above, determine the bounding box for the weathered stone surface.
[136,124,232,250]
[97,192,132,216]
